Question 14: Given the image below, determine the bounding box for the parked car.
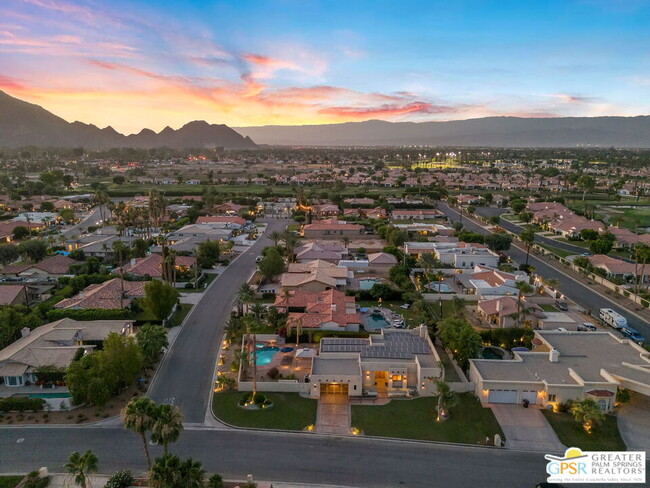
[620,326,646,345]
[577,322,597,332]
[554,300,569,311]
[556,327,568,332]
[255,255,264,263]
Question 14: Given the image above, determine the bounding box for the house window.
[392,375,402,381]
[597,399,607,411]
[6,376,19,386]
[548,394,556,402]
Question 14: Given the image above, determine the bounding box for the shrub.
[0,397,46,412]
[208,474,225,488]
[23,472,50,488]
[105,470,135,488]
[267,367,280,380]
[253,392,266,405]
[46,308,131,321]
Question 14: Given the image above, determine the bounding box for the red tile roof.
[55,278,146,310]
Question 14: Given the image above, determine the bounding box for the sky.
[1,0,649,134]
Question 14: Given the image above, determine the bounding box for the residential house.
[0,285,31,306]
[213,201,247,215]
[274,289,361,332]
[457,266,527,297]
[308,326,442,398]
[470,331,650,411]
[312,204,340,219]
[0,318,133,389]
[196,216,246,229]
[405,241,500,269]
[608,227,650,250]
[589,254,650,284]
[295,241,349,263]
[0,255,76,280]
[0,221,42,243]
[55,278,146,310]
[391,209,445,220]
[117,253,197,280]
[302,219,365,240]
[477,296,544,328]
[342,207,387,219]
[280,260,352,292]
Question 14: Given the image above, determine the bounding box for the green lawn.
[0,476,23,488]
[540,304,558,312]
[537,243,574,258]
[181,273,218,292]
[556,238,590,248]
[541,411,626,451]
[168,303,193,327]
[351,393,503,444]
[212,391,317,430]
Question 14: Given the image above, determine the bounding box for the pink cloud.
[319,101,447,119]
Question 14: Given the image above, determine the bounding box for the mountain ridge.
[233,116,650,147]
[0,90,257,149]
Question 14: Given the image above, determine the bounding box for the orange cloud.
[319,101,448,119]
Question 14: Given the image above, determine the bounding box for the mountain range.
[235,116,650,148]
[2,89,650,148]
[0,90,257,149]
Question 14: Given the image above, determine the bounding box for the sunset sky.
[1,0,649,134]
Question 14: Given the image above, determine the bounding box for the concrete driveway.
[617,392,650,452]
[490,404,565,453]
[315,394,350,435]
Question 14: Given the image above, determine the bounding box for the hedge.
[0,397,46,412]
[46,308,131,322]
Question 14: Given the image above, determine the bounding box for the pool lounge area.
[361,308,405,332]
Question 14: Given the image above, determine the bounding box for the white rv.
[599,308,628,329]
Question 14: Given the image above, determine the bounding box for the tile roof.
[119,253,196,278]
[274,289,360,329]
[0,285,27,305]
[1,254,76,276]
[55,278,145,309]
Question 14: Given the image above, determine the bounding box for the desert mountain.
[0,90,257,149]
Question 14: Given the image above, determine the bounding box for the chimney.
[130,258,136,266]
[21,327,30,338]
[496,299,502,312]
[549,348,560,363]
[331,303,337,312]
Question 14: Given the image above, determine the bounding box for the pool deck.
[248,344,317,383]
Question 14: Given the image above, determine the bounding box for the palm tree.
[285,316,303,348]
[122,397,157,468]
[519,228,536,268]
[150,453,182,488]
[250,303,266,320]
[149,189,167,230]
[93,191,109,223]
[417,253,438,289]
[515,281,534,327]
[224,317,243,342]
[151,404,184,455]
[633,243,650,295]
[136,324,169,366]
[342,236,351,250]
[570,398,605,433]
[451,296,466,318]
[434,378,455,422]
[237,282,255,315]
[282,232,299,263]
[269,231,283,247]
[65,450,98,488]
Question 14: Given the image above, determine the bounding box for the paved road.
[61,205,107,238]
[147,219,289,423]
[438,203,650,337]
[0,426,555,488]
[497,216,590,255]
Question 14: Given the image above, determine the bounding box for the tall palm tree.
[151,404,184,455]
[65,450,98,488]
[282,232,299,263]
[417,253,438,289]
[149,189,167,230]
[93,191,109,223]
[237,282,255,315]
[633,243,650,295]
[519,228,536,268]
[269,231,283,247]
[224,317,243,342]
[122,397,157,468]
[136,323,169,366]
[515,281,534,327]
[434,378,455,422]
[285,316,303,348]
[150,453,182,488]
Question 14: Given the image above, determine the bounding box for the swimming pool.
[362,312,390,331]
[425,282,452,293]
[481,346,506,360]
[14,392,72,399]
[255,346,280,366]
[359,278,382,291]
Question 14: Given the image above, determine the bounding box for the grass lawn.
[182,273,218,293]
[540,303,558,312]
[556,238,590,248]
[351,393,503,444]
[541,411,626,451]
[212,391,317,430]
[168,303,193,327]
[537,243,574,258]
[0,476,23,488]
[435,344,462,382]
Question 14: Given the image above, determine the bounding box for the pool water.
[14,392,72,399]
[426,282,452,293]
[255,346,280,366]
[359,278,382,291]
[362,313,390,331]
[481,346,505,360]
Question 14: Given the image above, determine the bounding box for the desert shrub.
[105,470,135,488]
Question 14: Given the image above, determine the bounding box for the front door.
[374,371,388,388]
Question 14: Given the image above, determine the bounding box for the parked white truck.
[599,308,628,329]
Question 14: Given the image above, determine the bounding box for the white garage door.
[521,391,537,404]
[488,389,518,404]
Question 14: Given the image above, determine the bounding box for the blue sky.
[1,0,648,133]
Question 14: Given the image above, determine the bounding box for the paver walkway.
[490,404,565,453]
[315,394,350,435]
[617,392,650,452]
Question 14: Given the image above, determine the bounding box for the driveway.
[617,392,650,452]
[315,394,350,435]
[490,404,565,453]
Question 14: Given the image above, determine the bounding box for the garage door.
[521,391,537,405]
[488,389,518,403]
[320,383,349,395]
